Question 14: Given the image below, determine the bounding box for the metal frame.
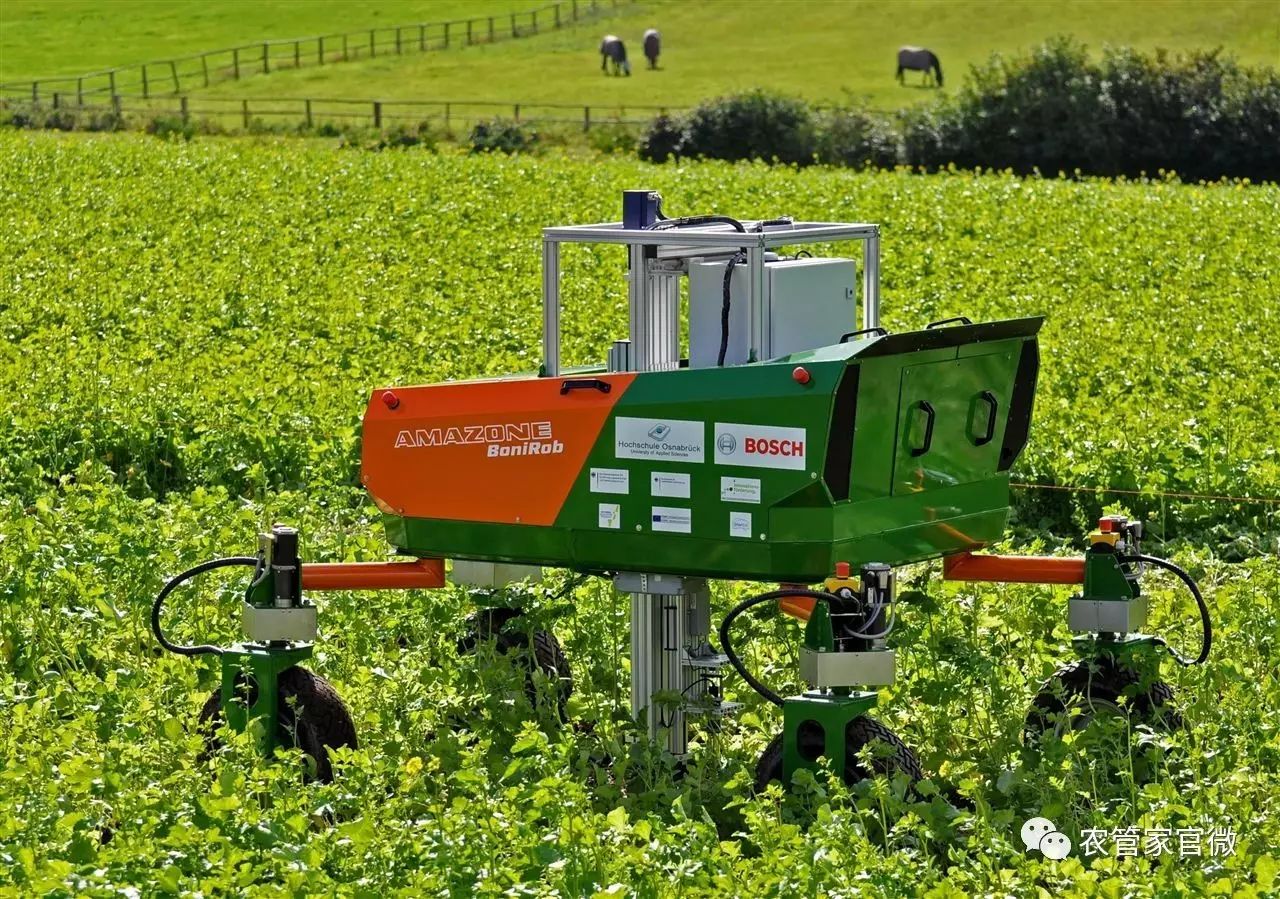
[541,220,881,376]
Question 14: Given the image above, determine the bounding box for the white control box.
[688,257,857,368]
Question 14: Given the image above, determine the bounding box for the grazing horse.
[600,34,631,76]
[643,28,661,69]
[896,46,943,87]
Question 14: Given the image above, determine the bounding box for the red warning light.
[792,366,812,385]
[381,390,400,410]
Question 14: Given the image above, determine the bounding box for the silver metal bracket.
[799,646,896,687]
[1069,595,1149,633]
[614,572,706,596]
[243,602,317,643]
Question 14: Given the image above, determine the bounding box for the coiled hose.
[1119,553,1212,666]
[150,556,260,657]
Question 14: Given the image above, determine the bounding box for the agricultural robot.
[153,191,1211,788]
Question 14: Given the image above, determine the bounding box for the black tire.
[199,665,358,783]
[494,628,573,719]
[754,715,923,794]
[459,609,573,719]
[1024,657,1180,742]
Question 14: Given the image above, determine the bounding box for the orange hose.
[301,558,445,591]
[942,552,1084,585]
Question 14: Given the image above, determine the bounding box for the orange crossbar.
[301,559,445,591]
[943,552,1084,585]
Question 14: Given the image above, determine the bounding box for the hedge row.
[639,39,1280,182]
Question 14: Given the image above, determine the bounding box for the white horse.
[896,46,943,87]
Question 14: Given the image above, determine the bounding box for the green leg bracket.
[219,643,313,755]
[783,690,878,781]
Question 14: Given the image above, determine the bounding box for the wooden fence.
[3,92,679,133]
[0,0,626,105]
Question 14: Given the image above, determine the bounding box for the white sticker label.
[616,417,705,463]
[730,511,753,538]
[651,506,692,534]
[598,503,621,529]
[589,467,630,494]
[651,472,691,498]
[720,476,762,504]
[714,422,807,471]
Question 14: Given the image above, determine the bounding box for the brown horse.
[896,46,943,87]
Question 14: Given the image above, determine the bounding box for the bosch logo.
[745,437,805,457]
[717,433,738,455]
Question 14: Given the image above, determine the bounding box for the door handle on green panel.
[974,390,998,446]
[910,401,935,457]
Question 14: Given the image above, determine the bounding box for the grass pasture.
[0,130,1278,894]
[3,0,1277,113]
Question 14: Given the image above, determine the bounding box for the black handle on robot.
[911,401,935,457]
[560,378,612,395]
[975,390,998,446]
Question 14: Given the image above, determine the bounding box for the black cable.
[718,588,840,707]
[151,556,259,657]
[645,214,746,233]
[1119,553,1212,666]
[718,250,747,366]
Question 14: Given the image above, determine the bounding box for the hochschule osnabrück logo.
[716,433,737,455]
[647,423,672,441]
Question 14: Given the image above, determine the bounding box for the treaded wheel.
[459,608,573,719]
[199,665,358,783]
[754,715,923,794]
[494,628,573,719]
[1024,657,1180,741]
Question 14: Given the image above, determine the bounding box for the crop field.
[1,131,1279,895]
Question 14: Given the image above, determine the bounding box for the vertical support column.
[623,575,710,757]
[746,244,767,362]
[626,242,649,370]
[862,228,880,330]
[542,238,560,377]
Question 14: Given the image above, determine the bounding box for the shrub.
[674,90,816,164]
[902,38,1280,181]
[146,114,194,142]
[373,121,438,152]
[814,106,899,170]
[586,123,638,155]
[469,118,538,154]
[636,113,682,162]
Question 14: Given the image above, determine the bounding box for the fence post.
[445,102,451,130]
[201,54,210,86]
[242,99,250,129]
[555,5,561,28]
[342,34,349,60]
[444,22,450,47]
[233,47,240,79]
[141,65,149,99]
[53,92,60,110]
[419,24,426,51]
[370,29,376,57]
[584,105,590,131]
[305,98,313,128]
[170,60,179,93]
[77,77,84,106]
[532,10,538,32]
[112,94,122,118]
[488,16,495,41]
[262,42,269,73]
[180,95,189,122]
[396,26,402,54]
[467,19,473,45]
[510,12,517,36]
[373,100,382,128]
[109,70,116,95]
[572,0,579,21]
[294,40,301,68]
